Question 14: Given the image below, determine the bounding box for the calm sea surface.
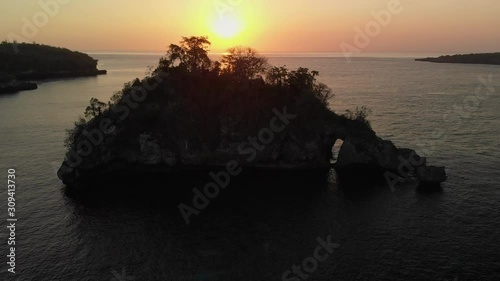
[0,54,499,281]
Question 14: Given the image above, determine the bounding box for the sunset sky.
[1,0,499,54]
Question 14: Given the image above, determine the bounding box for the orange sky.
[1,0,499,54]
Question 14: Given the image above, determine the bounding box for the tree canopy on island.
[0,41,99,74]
[65,36,372,154]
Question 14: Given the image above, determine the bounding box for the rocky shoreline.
[0,70,107,94]
[0,80,37,94]
[58,122,447,191]
[14,69,107,80]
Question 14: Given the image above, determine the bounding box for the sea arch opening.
[330,139,344,165]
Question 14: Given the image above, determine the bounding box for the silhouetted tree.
[266,66,289,87]
[65,36,346,153]
[85,98,106,119]
[159,36,212,72]
[221,46,268,80]
[343,106,372,128]
[313,82,334,106]
[287,67,318,91]
[64,117,86,149]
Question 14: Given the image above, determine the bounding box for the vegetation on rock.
[59,36,447,188]
[0,41,103,75]
[0,41,106,93]
[65,36,371,154]
[59,36,389,187]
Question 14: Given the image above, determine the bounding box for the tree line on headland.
[0,41,106,94]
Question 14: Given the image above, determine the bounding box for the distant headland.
[0,42,106,94]
[416,52,500,65]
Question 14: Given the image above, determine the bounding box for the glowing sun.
[213,16,243,39]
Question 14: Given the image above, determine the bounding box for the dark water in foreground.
[0,54,499,280]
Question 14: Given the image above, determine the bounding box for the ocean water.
[0,54,499,281]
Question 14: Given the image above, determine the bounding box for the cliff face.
[57,37,446,190]
[57,94,446,189]
[333,134,446,186]
[57,105,339,185]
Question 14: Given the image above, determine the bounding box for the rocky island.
[57,36,446,192]
[0,41,106,94]
[416,52,500,65]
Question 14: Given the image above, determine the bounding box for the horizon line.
[85,51,473,58]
